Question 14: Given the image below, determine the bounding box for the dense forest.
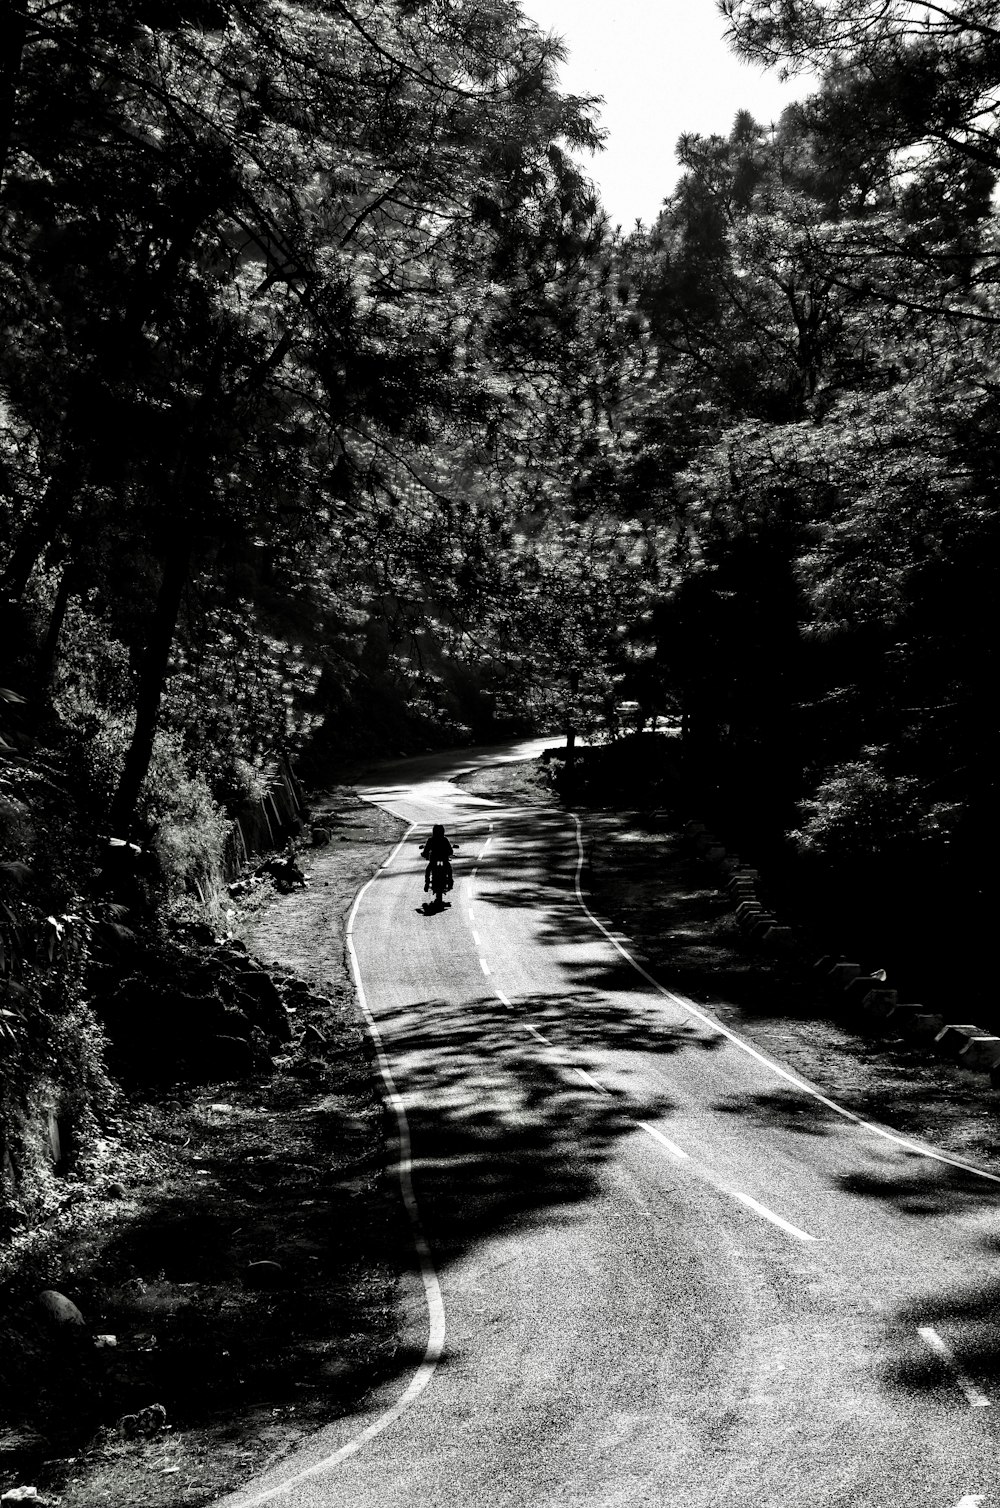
[2,0,999,1212]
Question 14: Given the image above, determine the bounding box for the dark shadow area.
[883,1267,1000,1400]
[0,1072,404,1464]
[362,990,676,1269]
[467,807,812,1018]
[0,972,685,1484]
[416,899,452,915]
[712,1088,840,1136]
[505,988,714,1058]
[834,1155,1000,1218]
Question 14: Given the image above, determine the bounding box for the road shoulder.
[454,761,1000,1176]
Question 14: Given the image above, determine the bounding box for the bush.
[50,604,135,825]
[139,731,228,900]
[789,752,927,867]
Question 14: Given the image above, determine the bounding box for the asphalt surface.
[223,741,1000,1508]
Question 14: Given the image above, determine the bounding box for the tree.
[1,0,607,834]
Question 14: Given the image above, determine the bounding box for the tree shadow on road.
[825,1150,1000,1405]
[882,1251,1000,1402]
[711,1088,840,1137]
[374,990,679,1266]
[833,1154,1000,1219]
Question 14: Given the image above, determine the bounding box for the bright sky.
[519,0,816,228]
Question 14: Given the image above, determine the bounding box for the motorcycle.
[427,857,451,908]
[422,844,458,909]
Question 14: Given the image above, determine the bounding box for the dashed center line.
[636,1121,690,1162]
[511,1009,812,1243]
[918,1327,991,1409]
[463,815,818,1250]
[520,1021,549,1044]
[575,1066,611,1096]
[725,1189,816,1244]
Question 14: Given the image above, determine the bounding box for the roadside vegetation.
[1,792,406,1508]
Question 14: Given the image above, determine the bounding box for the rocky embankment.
[0,789,407,1508]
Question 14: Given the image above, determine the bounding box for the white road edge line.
[918,1327,991,1410]
[230,827,446,1506]
[952,1497,985,1507]
[568,813,1000,1189]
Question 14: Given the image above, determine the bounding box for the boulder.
[218,1006,254,1041]
[117,1404,167,1438]
[38,1290,84,1328]
[225,972,292,1043]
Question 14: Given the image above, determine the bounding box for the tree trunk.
[108,540,191,838]
[36,560,75,696]
[1,444,83,600]
[0,5,28,192]
[563,668,579,796]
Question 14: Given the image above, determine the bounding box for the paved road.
[226,741,1000,1508]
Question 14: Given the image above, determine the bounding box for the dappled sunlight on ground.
[375,992,677,1268]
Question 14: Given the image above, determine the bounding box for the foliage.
[139,730,229,899]
[1,689,117,1225]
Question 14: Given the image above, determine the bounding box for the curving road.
[225,741,1000,1508]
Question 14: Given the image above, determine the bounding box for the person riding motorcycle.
[422,824,454,892]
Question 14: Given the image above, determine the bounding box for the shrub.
[790,752,927,867]
[139,731,228,900]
